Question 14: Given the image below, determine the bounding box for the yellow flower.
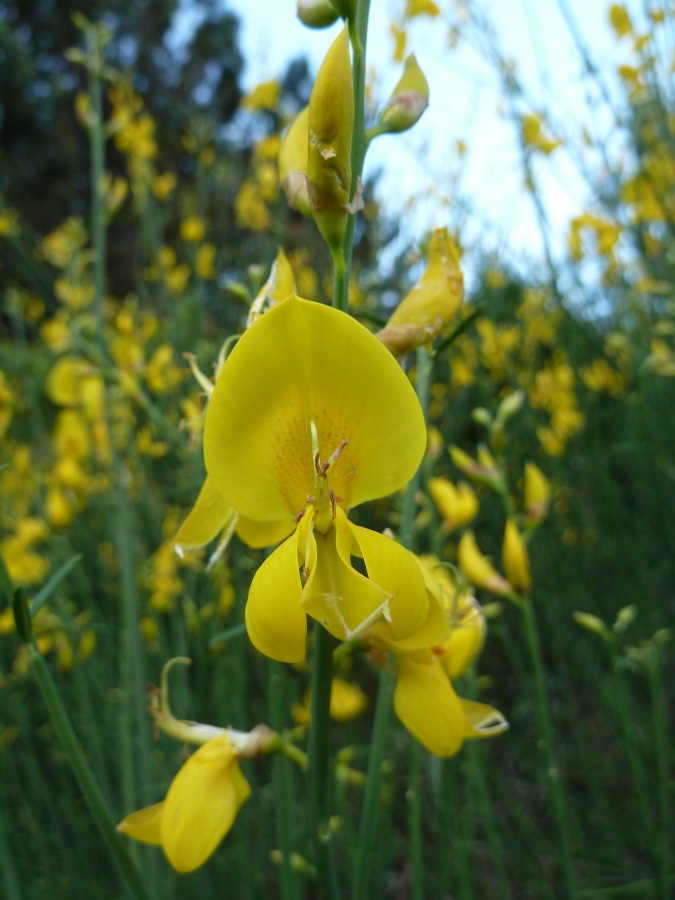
[235,180,271,231]
[181,295,428,662]
[152,173,177,201]
[329,677,368,722]
[369,557,506,757]
[195,243,216,280]
[502,520,531,596]
[1,518,50,586]
[406,0,439,16]
[458,532,510,596]
[377,228,464,356]
[118,734,250,873]
[524,462,550,525]
[521,114,561,155]
[241,80,280,112]
[428,477,478,531]
[180,216,206,243]
[307,26,354,255]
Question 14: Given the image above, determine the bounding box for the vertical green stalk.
[333,0,372,312]
[27,644,154,900]
[307,621,339,900]
[648,652,671,900]
[352,347,433,900]
[408,741,424,900]
[522,596,576,898]
[269,662,297,900]
[84,24,153,862]
[610,652,657,873]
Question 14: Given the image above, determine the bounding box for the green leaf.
[12,586,32,642]
[209,621,247,648]
[30,554,83,620]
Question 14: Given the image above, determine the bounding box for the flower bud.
[376,228,463,356]
[450,444,500,489]
[458,532,510,596]
[573,611,610,640]
[278,107,312,217]
[495,389,524,424]
[307,26,354,256]
[297,0,340,27]
[375,54,429,135]
[429,477,478,531]
[613,604,637,633]
[502,520,531,596]
[524,462,550,525]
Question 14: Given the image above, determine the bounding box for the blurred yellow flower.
[195,243,216,280]
[428,477,478,531]
[180,216,206,243]
[241,80,280,112]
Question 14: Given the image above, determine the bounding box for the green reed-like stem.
[20,625,152,900]
[269,662,298,900]
[352,347,433,900]
[333,0,371,312]
[648,651,671,900]
[86,24,106,339]
[307,621,339,900]
[610,651,657,872]
[408,741,425,900]
[522,595,576,899]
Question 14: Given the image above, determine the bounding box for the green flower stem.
[351,665,395,900]
[352,346,433,900]
[522,595,576,899]
[307,621,339,900]
[27,643,153,900]
[408,740,424,900]
[332,248,348,313]
[648,651,672,900]
[609,650,657,873]
[269,662,298,900]
[333,0,371,312]
[86,23,106,338]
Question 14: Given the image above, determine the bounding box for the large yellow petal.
[245,529,307,662]
[204,296,426,521]
[174,476,237,555]
[373,556,452,650]
[347,521,429,640]
[301,518,391,642]
[117,802,164,846]
[161,736,250,873]
[393,653,465,757]
[235,515,295,549]
[460,698,509,739]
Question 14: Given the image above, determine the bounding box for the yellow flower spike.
[278,107,312,217]
[307,26,354,258]
[376,228,464,357]
[118,734,251,873]
[246,248,296,328]
[524,462,550,526]
[502,520,532,596]
[297,0,340,28]
[428,477,478,531]
[329,677,368,722]
[457,532,510,596]
[394,651,466,757]
[204,295,427,659]
[375,54,429,136]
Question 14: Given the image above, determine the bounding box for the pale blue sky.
[206,1,642,281]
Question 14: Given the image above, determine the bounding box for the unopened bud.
[573,611,610,640]
[458,532,510,596]
[429,477,478,531]
[297,0,340,27]
[449,444,500,488]
[279,107,312,217]
[613,604,637,633]
[524,462,550,526]
[307,26,354,257]
[471,407,493,428]
[376,228,464,356]
[495,389,524,424]
[247,248,296,327]
[502,520,531,596]
[375,54,429,135]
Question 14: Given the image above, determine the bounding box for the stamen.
[329,489,337,519]
[294,508,307,524]
[303,507,317,580]
[306,494,316,504]
[327,439,348,467]
[314,439,349,479]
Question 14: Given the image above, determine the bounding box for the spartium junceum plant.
[3,7,507,900]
